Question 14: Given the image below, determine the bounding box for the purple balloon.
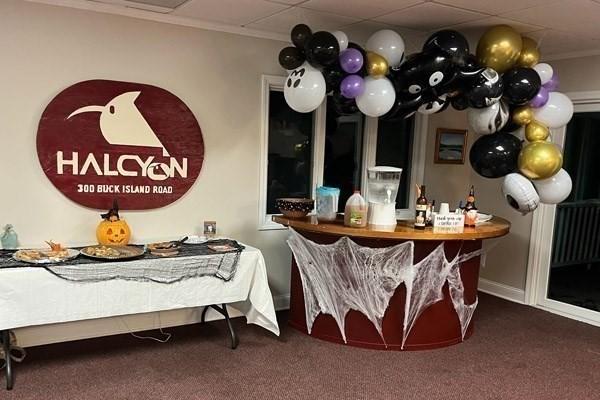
[530,86,549,108]
[339,48,363,74]
[543,73,559,91]
[340,75,365,99]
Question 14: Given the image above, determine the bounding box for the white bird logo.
[67,91,170,157]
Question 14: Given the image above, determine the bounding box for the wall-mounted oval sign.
[37,80,204,210]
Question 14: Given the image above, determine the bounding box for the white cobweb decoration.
[287,229,486,349]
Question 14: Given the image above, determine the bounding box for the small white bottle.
[344,191,368,228]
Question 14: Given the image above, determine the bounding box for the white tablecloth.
[0,245,280,336]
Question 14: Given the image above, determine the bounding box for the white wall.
[0,0,293,345]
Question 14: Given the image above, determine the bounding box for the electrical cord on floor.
[119,312,172,343]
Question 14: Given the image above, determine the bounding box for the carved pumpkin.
[96,200,131,246]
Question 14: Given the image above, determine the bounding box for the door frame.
[524,90,600,327]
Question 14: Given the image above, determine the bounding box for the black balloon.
[469,133,522,178]
[395,52,460,101]
[423,30,469,62]
[322,64,344,93]
[291,24,312,49]
[305,31,340,68]
[278,46,305,70]
[464,68,504,108]
[502,67,542,105]
[381,92,423,121]
[331,93,359,115]
[451,94,469,111]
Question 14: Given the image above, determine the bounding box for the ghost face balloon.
[467,100,510,134]
[284,62,326,113]
[418,93,449,115]
[396,52,459,102]
[501,173,540,214]
[464,68,504,108]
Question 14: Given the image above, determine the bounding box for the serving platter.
[14,248,80,264]
[81,245,145,260]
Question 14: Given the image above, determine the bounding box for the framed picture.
[435,128,468,164]
[203,221,217,237]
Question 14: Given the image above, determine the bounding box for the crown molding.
[25,0,289,43]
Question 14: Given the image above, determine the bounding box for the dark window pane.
[563,112,600,202]
[267,91,313,214]
[375,116,415,209]
[323,100,364,211]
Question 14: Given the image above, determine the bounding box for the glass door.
[547,112,600,312]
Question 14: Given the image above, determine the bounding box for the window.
[266,91,314,214]
[259,75,426,230]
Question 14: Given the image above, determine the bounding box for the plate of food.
[14,241,80,264]
[81,245,145,260]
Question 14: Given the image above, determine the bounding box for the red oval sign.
[37,80,204,210]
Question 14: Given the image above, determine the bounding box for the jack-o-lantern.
[96,200,131,246]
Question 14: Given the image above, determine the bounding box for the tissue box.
[433,214,465,233]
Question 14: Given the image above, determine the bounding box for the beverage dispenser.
[366,166,402,228]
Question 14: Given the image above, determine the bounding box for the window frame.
[259,74,427,230]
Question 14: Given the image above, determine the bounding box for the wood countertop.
[272,215,510,241]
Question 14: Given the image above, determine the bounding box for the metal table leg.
[200,304,239,349]
[1,330,14,390]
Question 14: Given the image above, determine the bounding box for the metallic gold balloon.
[525,120,550,142]
[476,25,523,73]
[366,51,389,78]
[518,141,563,180]
[517,36,540,68]
[513,106,534,126]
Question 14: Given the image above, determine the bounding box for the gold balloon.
[518,141,563,180]
[517,36,540,67]
[476,25,523,73]
[525,121,550,142]
[513,106,534,126]
[366,51,389,78]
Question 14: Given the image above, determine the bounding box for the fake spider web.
[287,229,484,349]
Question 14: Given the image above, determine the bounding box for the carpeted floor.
[3,293,600,400]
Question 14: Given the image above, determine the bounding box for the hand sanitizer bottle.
[1,224,19,249]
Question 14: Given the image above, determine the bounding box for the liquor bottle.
[426,199,435,226]
[415,185,428,230]
[463,185,478,227]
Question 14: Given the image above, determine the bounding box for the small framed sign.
[204,221,216,237]
[435,128,467,164]
[433,214,465,233]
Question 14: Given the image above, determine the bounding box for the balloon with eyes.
[96,200,131,246]
[387,51,458,119]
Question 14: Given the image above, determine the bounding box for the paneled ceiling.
[33,0,600,58]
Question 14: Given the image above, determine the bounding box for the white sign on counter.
[433,214,465,233]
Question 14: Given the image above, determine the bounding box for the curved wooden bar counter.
[273,215,510,351]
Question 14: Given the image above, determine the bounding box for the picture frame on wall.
[434,128,468,164]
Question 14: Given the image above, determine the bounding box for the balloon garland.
[278,24,574,215]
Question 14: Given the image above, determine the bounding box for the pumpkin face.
[96,219,131,246]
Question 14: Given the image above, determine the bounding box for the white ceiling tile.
[172,0,289,25]
[245,7,360,34]
[432,0,561,16]
[300,0,423,19]
[443,16,544,37]
[500,0,600,40]
[374,2,489,31]
[528,29,600,57]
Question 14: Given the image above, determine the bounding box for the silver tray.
[80,245,145,260]
[14,248,80,264]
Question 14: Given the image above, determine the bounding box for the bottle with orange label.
[463,185,478,227]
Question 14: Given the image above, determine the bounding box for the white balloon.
[331,30,348,52]
[366,29,405,67]
[533,63,554,85]
[502,173,540,215]
[533,168,572,204]
[533,92,573,129]
[355,76,396,117]
[467,101,509,134]
[283,62,326,113]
